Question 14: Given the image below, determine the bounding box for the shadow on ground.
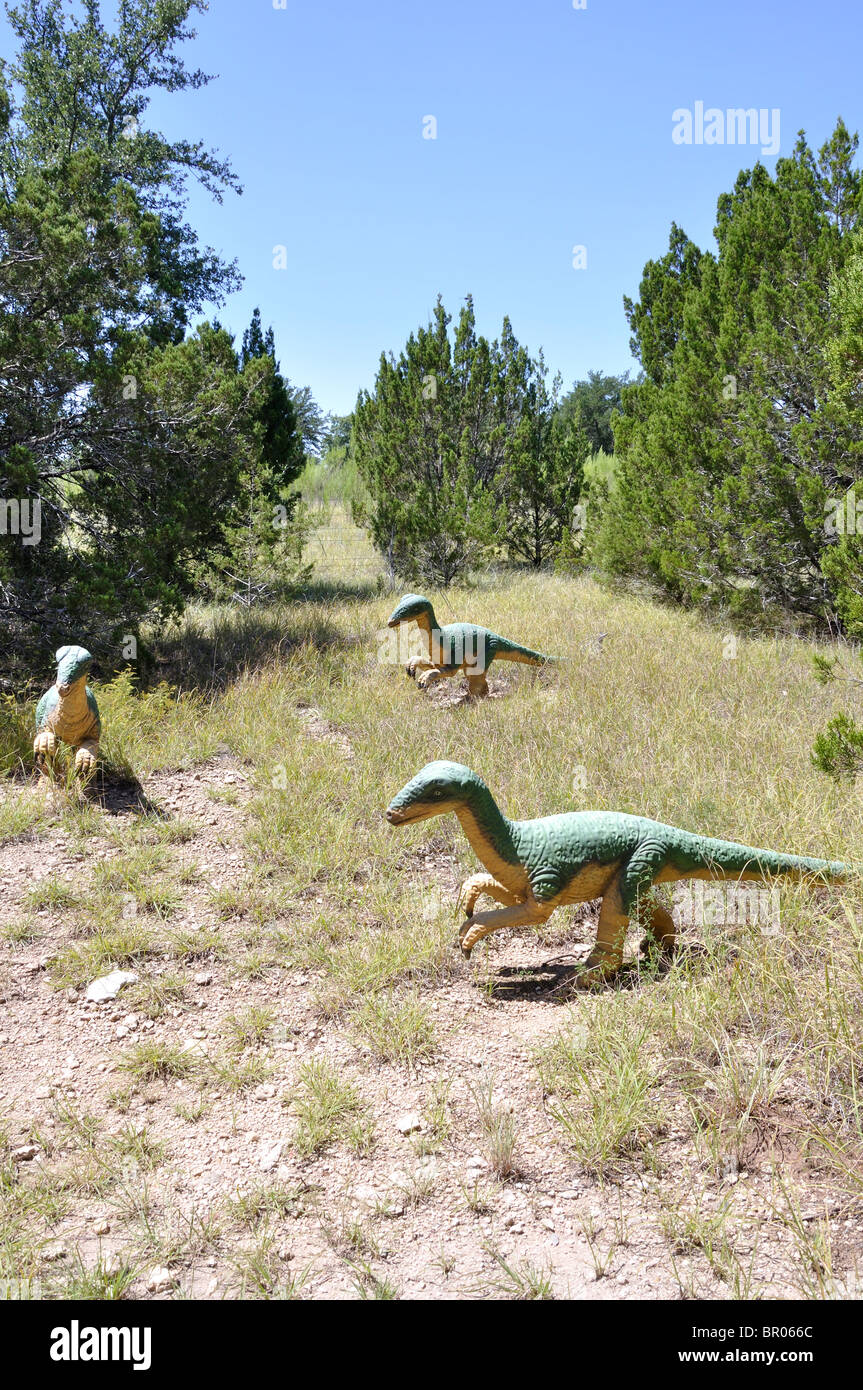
[87,771,164,817]
[483,943,712,1002]
[151,608,362,691]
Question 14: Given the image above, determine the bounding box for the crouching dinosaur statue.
[386,594,555,699]
[385,761,848,987]
[34,646,101,779]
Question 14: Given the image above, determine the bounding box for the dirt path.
[1,749,857,1300]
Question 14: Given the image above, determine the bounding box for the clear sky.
[4,0,863,416]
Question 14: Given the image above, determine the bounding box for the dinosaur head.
[387,594,434,628]
[385,760,488,825]
[54,645,93,695]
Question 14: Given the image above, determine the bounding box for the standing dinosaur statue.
[34,646,101,779]
[385,761,848,987]
[386,593,554,699]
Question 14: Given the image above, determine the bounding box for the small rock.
[395,1113,422,1136]
[12,1145,39,1162]
[194,973,212,986]
[254,1084,276,1101]
[259,1141,284,1173]
[93,1219,111,1236]
[85,971,139,1003]
[146,1266,175,1294]
[42,1242,67,1263]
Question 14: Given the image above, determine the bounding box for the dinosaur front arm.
[457,873,520,917]
[74,738,99,779]
[417,667,457,689]
[33,729,58,773]
[407,656,436,677]
[459,897,553,956]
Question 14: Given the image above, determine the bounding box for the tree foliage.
[354,296,589,583]
[558,369,633,454]
[594,120,863,629]
[0,0,262,652]
[203,309,310,606]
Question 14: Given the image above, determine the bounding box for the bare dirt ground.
[2,735,860,1302]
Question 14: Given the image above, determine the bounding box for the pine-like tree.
[204,309,310,605]
[594,120,863,627]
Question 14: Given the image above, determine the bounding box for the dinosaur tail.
[691,833,848,884]
[493,637,555,666]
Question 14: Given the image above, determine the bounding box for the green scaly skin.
[386,761,849,987]
[34,646,101,779]
[387,594,554,699]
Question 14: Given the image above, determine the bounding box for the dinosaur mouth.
[385,805,432,825]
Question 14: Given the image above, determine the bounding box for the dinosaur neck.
[413,609,437,657]
[454,788,521,879]
[415,608,437,635]
[54,680,89,733]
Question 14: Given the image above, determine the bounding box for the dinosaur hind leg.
[576,881,631,988]
[638,899,676,958]
[577,841,669,988]
[466,673,490,699]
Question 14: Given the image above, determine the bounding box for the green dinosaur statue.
[385,761,849,986]
[386,593,554,698]
[34,646,101,778]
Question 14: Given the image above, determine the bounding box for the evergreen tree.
[205,309,309,605]
[502,364,590,568]
[594,120,863,626]
[558,369,633,454]
[353,296,503,585]
[0,0,250,651]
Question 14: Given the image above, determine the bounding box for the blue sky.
[4,0,862,416]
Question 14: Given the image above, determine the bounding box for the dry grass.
[2,509,863,1299]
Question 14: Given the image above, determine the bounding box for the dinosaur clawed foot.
[639,935,676,960]
[569,951,623,990]
[458,916,484,957]
[456,885,479,919]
